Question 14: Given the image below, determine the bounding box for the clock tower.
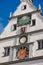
[0,0,43,65]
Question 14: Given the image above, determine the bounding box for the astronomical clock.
[16,34,28,60]
[18,15,31,26]
[16,45,29,59]
[16,15,29,60]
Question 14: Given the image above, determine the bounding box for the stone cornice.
[1,56,43,65]
[0,28,43,41]
[9,10,41,20]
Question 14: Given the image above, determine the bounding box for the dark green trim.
[1,56,43,65]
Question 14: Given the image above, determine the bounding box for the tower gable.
[13,1,37,17]
[0,0,43,39]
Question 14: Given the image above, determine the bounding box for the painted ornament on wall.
[21,27,25,34]
[16,46,29,59]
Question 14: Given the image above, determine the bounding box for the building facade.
[0,0,43,65]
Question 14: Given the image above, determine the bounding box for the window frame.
[3,47,10,57]
[11,24,17,31]
[21,5,26,10]
[38,40,43,50]
[30,19,36,27]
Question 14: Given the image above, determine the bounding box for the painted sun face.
[16,47,29,59]
[22,16,27,20]
[19,15,30,25]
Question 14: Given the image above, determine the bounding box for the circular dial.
[19,36,27,44]
[19,15,30,25]
[16,47,29,59]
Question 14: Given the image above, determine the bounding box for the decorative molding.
[0,29,43,41]
[1,56,43,65]
[8,10,41,20]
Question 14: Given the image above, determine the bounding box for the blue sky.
[0,0,43,33]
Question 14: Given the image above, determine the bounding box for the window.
[4,47,10,56]
[21,5,26,10]
[24,5,26,9]
[31,19,36,26]
[38,40,43,49]
[12,24,16,31]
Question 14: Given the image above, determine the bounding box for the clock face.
[16,47,29,59]
[19,36,27,44]
[19,15,30,25]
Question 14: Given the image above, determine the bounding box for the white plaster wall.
[30,31,43,42]
[0,18,17,38]
[30,32,43,57]
[0,38,16,63]
[13,48,19,61]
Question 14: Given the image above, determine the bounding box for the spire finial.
[9,12,12,18]
[38,4,41,10]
